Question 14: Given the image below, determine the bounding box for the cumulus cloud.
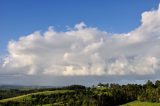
[1,6,160,85]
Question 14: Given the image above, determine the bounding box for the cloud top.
[1,6,160,81]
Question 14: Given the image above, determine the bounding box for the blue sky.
[0,0,160,54]
[0,0,160,85]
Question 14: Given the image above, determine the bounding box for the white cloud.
[1,5,160,85]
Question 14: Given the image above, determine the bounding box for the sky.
[0,0,160,86]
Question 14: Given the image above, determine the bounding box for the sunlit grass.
[0,90,74,103]
[121,100,160,106]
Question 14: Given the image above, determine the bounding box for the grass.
[37,103,63,106]
[121,100,160,106]
[0,90,74,103]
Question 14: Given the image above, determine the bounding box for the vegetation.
[0,81,160,106]
[121,100,160,106]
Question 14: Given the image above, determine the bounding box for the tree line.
[0,80,160,106]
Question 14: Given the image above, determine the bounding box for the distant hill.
[0,85,56,89]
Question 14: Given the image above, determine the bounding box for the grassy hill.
[121,101,160,106]
[0,82,160,106]
[0,90,74,105]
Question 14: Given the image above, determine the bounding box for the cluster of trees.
[0,81,160,106]
[96,80,160,104]
[138,80,160,102]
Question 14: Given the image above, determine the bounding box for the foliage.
[0,81,160,106]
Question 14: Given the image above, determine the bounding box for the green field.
[0,90,74,103]
[121,101,160,106]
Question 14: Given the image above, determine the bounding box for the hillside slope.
[121,101,160,106]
